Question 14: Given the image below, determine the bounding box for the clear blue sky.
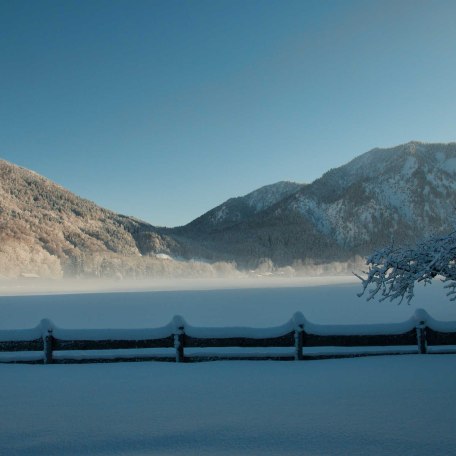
[1,0,456,227]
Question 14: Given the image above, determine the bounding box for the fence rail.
[1,310,455,364]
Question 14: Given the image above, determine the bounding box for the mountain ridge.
[1,140,455,277]
[0,158,182,277]
[168,141,456,266]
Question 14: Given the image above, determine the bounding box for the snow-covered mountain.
[180,181,303,232]
[2,141,455,276]
[0,159,180,277]
[284,141,456,249]
[170,142,456,266]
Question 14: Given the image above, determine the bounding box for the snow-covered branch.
[357,231,456,303]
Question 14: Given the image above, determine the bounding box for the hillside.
[0,160,180,277]
[284,141,456,250]
[181,181,304,232]
[169,142,456,267]
[2,141,455,277]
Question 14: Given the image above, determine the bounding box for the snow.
[0,351,43,362]
[244,181,301,212]
[442,157,456,173]
[0,325,42,342]
[211,204,230,223]
[1,357,456,455]
[278,143,456,251]
[2,345,439,363]
[52,325,174,341]
[293,196,332,234]
[209,181,301,224]
[155,253,172,260]
[305,318,414,336]
[183,312,303,339]
[402,155,418,176]
[1,278,456,454]
[1,277,455,330]
[53,348,174,361]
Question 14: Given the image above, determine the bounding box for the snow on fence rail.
[0,310,456,364]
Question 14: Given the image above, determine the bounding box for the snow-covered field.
[1,277,456,455]
[1,276,456,329]
[1,357,456,456]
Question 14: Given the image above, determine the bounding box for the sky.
[1,0,456,227]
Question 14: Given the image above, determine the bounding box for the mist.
[0,254,366,296]
[0,274,361,297]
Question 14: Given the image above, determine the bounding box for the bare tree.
[357,231,456,303]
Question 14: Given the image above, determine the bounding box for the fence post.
[174,328,184,363]
[292,312,306,361]
[416,324,427,354]
[41,319,54,364]
[294,325,304,360]
[414,309,428,355]
[172,316,185,363]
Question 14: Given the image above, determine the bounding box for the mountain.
[2,141,455,277]
[178,181,303,233]
[168,141,456,267]
[284,141,456,250]
[0,159,181,277]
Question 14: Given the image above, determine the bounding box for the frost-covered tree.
[357,231,456,303]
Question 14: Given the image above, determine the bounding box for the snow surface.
[1,278,456,455]
[1,356,456,455]
[442,157,456,173]
[1,277,455,330]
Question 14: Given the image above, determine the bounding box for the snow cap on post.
[414,308,429,327]
[40,318,55,337]
[292,312,306,331]
[172,315,186,333]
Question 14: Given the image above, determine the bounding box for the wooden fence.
[0,310,455,364]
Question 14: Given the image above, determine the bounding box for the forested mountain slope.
[0,160,179,277]
[169,142,456,266]
[2,141,455,277]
